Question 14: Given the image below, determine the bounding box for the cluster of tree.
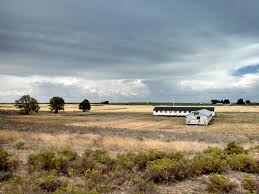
[211,98,251,105]
[101,100,110,104]
[237,98,250,105]
[211,99,230,104]
[14,95,91,114]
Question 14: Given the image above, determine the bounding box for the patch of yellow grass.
[215,106,259,112]
[1,130,258,155]
[0,130,24,141]
[2,104,259,113]
[0,130,221,153]
[101,136,223,153]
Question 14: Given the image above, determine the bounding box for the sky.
[0,0,259,103]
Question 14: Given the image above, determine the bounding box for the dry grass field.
[1,104,259,193]
[2,103,259,112]
[1,104,259,153]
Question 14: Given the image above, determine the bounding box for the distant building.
[153,106,215,117]
[186,109,213,125]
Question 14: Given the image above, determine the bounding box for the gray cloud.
[0,0,259,102]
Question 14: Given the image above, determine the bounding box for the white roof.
[192,109,212,117]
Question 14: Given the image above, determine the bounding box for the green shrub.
[135,150,168,171]
[84,169,110,193]
[83,148,112,165]
[54,188,99,194]
[58,149,78,161]
[166,151,185,161]
[0,174,42,193]
[117,151,138,170]
[116,150,179,171]
[146,157,193,183]
[28,149,78,175]
[39,174,63,192]
[0,148,9,171]
[241,174,259,193]
[0,148,19,181]
[192,147,228,175]
[53,155,71,175]
[225,141,246,155]
[174,158,193,181]
[146,158,177,182]
[14,139,26,150]
[28,150,56,171]
[228,154,258,173]
[52,149,78,175]
[130,174,157,194]
[73,148,114,174]
[203,147,225,156]
[207,173,237,193]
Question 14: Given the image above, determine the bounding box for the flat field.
[0,104,259,152]
[1,104,259,153]
[1,104,259,193]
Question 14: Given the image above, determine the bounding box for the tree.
[79,99,91,112]
[211,99,220,104]
[14,95,40,114]
[101,101,110,104]
[223,99,230,104]
[245,100,251,104]
[237,98,245,105]
[49,97,65,113]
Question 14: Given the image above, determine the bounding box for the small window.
[197,116,200,120]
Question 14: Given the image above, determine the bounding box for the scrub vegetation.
[0,143,259,193]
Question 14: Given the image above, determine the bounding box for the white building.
[186,109,213,125]
[153,107,215,117]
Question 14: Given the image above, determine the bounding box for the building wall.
[186,114,212,125]
[153,110,192,117]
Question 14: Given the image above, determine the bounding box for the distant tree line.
[211,99,230,105]
[211,98,251,105]
[14,95,92,115]
[237,98,250,105]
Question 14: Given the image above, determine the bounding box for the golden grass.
[65,113,259,135]
[0,130,214,153]
[1,130,257,154]
[2,104,259,113]
[101,136,223,153]
[0,130,25,142]
[2,106,259,136]
[1,104,259,159]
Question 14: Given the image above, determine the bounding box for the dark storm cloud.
[1,0,258,76]
[0,0,259,101]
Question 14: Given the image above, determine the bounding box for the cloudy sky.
[1,0,259,103]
